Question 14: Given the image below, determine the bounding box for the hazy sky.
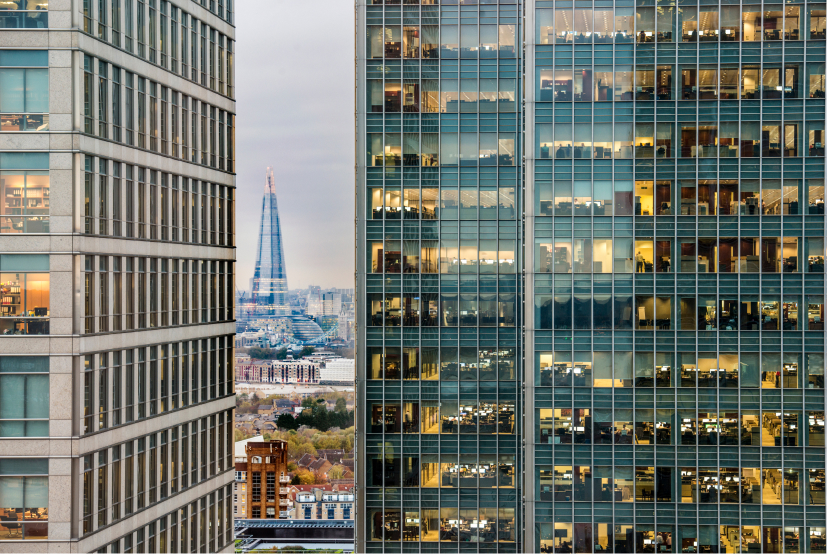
[235,0,354,291]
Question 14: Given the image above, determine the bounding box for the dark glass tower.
[526,3,827,553]
[251,167,291,318]
[356,1,523,551]
[358,0,827,552]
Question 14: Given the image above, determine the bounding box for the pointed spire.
[265,167,276,194]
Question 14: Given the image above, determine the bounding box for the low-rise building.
[291,491,355,521]
[236,360,270,383]
[271,359,320,384]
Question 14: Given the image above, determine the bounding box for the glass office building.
[356,1,523,551]
[357,0,827,552]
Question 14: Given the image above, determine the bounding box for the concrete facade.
[0,0,236,552]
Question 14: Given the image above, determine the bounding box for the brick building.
[244,441,290,519]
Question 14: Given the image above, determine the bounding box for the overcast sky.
[235,0,354,291]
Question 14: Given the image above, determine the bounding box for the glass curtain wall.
[530,1,827,553]
[360,0,523,551]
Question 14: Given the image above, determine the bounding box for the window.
[0,458,48,540]
[0,254,49,335]
[0,356,48,437]
[0,51,48,132]
[0,2,47,29]
[0,166,49,234]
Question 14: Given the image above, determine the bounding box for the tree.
[275,348,289,360]
[299,346,315,357]
[334,397,347,414]
[301,397,316,408]
[234,429,253,442]
[292,469,315,484]
[327,465,346,480]
[249,347,275,360]
[277,413,298,431]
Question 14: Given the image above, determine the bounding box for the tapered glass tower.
[251,167,291,318]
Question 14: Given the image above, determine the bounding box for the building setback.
[0,0,236,552]
[356,0,827,552]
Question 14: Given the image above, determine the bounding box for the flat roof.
[236,519,353,529]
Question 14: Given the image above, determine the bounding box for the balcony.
[280,499,289,507]
[280,488,289,495]
[279,476,290,483]
[280,511,291,518]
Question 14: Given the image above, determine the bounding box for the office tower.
[356,2,522,550]
[0,1,236,552]
[250,168,291,319]
[357,1,827,552]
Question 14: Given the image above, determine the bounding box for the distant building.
[243,441,291,519]
[236,360,270,382]
[320,358,355,383]
[291,491,355,521]
[271,359,320,384]
[248,168,291,319]
[236,359,321,385]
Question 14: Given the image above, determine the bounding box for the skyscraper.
[356,3,522,550]
[357,1,827,552]
[250,167,291,318]
[0,1,236,552]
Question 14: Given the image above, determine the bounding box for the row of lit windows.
[82,57,236,172]
[367,507,517,543]
[537,408,824,447]
[363,347,826,388]
[81,337,234,436]
[365,454,517,489]
[537,5,827,45]
[82,255,233,335]
[82,0,234,97]
[538,523,825,554]
[535,292,826,332]
[537,120,825,160]
[82,412,233,537]
[536,64,826,103]
[536,179,825,217]
[83,157,235,246]
[536,350,825,389]
[366,236,826,278]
